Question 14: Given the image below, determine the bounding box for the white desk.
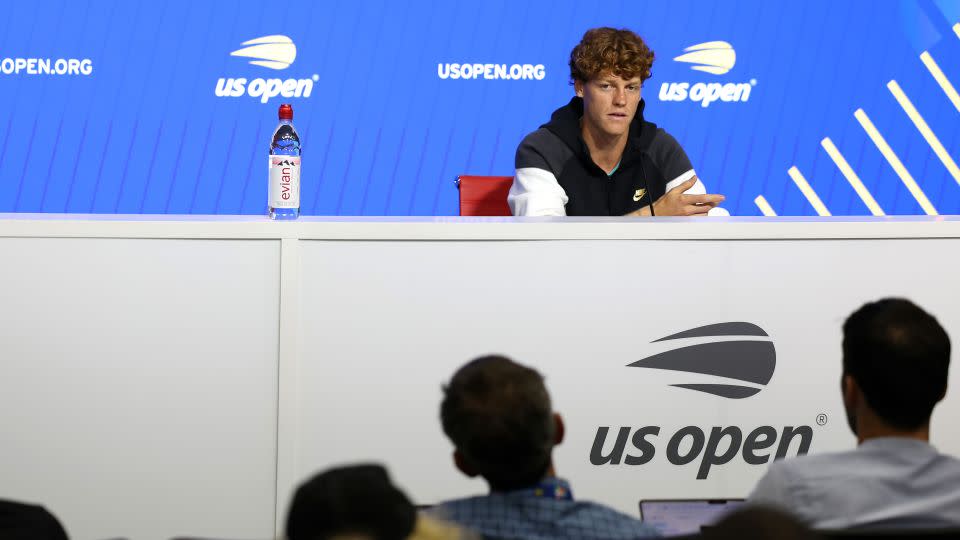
[1,215,958,540]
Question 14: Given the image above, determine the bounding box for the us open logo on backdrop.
[214,35,319,104]
[590,322,816,479]
[658,41,757,108]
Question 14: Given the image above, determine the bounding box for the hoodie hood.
[541,96,659,166]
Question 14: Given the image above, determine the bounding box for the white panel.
[294,238,960,518]
[1,218,958,536]
[0,238,280,540]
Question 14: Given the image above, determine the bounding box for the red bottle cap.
[278,104,293,120]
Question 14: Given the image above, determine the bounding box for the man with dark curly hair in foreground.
[509,27,726,217]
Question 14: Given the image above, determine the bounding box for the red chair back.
[456,175,514,216]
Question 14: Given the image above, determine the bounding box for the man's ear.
[842,374,859,410]
[574,80,583,98]
[553,413,565,446]
[453,450,478,478]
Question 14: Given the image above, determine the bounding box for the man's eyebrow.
[597,77,642,84]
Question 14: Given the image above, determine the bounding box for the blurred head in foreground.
[703,506,821,540]
[287,464,471,540]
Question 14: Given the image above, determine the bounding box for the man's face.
[576,72,642,138]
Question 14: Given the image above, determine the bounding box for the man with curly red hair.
[509,27,726,216]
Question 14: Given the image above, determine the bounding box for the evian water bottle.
[268,103,301,219]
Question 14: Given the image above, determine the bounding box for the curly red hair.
[569,27,655,83]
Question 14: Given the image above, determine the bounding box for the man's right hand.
[651,177,725,216]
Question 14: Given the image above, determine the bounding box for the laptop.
[639,499,746,536]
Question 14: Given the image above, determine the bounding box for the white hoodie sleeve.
[508,167,569,216]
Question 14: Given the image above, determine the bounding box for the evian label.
[269,155,300,208]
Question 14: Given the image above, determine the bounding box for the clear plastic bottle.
[268,103,301,219]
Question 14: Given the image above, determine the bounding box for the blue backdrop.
[1,0,958,216]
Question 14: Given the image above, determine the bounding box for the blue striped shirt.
[431,478,659,539]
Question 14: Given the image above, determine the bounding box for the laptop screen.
[639,499,746,536]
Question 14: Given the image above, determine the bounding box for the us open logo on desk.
[657,41,757,108]
[590,322,816,479]
[214,35,319,104]
[629,322,776,399]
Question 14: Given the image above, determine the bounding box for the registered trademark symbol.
[816,413,828,426]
